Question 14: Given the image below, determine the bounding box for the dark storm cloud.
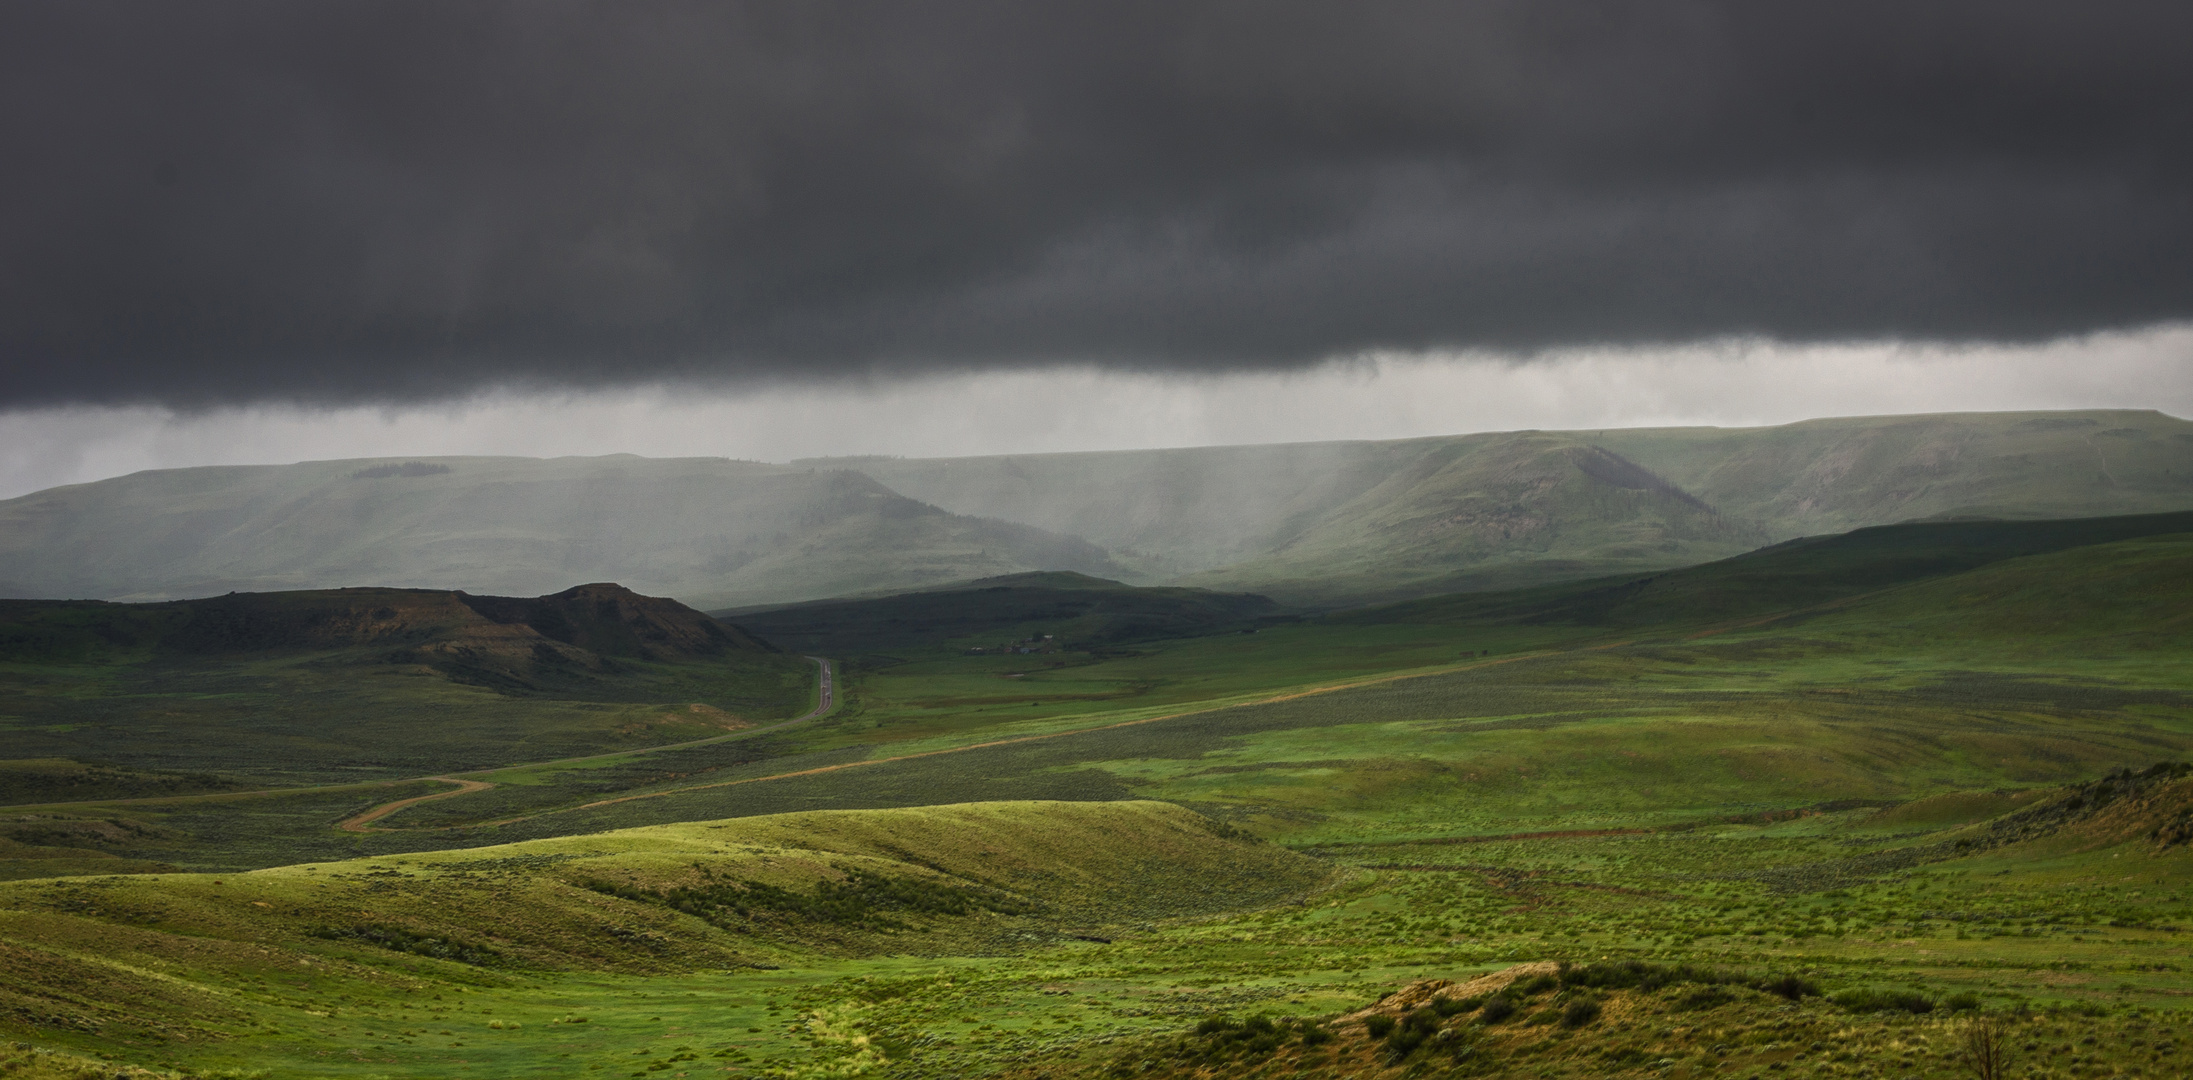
[2,0,2189,406]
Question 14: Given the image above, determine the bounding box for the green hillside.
[0,455,1123,609]
[0,801,1332,1078]
[0,583,816,792]
[2,510,2191,1078]
[723,571,1281,656]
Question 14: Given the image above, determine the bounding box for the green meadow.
[2,514,2192,1078]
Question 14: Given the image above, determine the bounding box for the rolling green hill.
[0,583,816,792]
[0,455,1122,609]
[722,571,1282,656]
[0,801,1332,1077]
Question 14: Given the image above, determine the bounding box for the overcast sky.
[3,1,2190,494]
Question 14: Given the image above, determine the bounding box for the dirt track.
[337,777,496,833]
[562,649,1546,814]
[329,655,835,832]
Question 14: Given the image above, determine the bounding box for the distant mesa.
[350,460,452,479]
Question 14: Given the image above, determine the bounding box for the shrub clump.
[1381,1007,1448,1062]
[1829,988,1937,1014]
[1166,1015,1326,1066]
[1434,995,1479,1017]
[1559,960,1818,1001]
[580,867,1033,932]
[307,923,504,967]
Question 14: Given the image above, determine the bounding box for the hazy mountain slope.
[1340,509,2193,633]
[0,455,1124,608]
[834,409,2193,603]
[814,439,1421,578]
[1172,433,1765,604]
[1592,408,2193,534]
[5,410,2186,612]
[827,431,1763,604]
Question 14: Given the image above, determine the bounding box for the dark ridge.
[349,461,452,479]
[726,575,1278,655]
[1343,508,2193,629]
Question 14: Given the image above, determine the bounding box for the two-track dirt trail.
[354,647,1599,832]
[336,778,494,833]
[532,648,1557,820]
[332,655,835,832]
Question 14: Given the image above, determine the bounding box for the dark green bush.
[1829,988,1936,1014]
[1760,974,1820,1001]
[1384,1028,1423,1054]
[1515,974,1561,996]
[1559,961,1818,1001]
[1943,992,1983,1012]
[1479,996,1518,1024]
[1363,1015,1397,1038]
[1562,999,1602,1027]
[307,924,504,967]
[579,867,1030,933]
[1677,987,1737,1011]
[1179,1014,1303,1061]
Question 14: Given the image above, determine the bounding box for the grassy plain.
[8,779,2193,1080]
[1,515,2191,1078]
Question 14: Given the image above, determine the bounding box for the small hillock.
[456,582,777,660]
[1940,762,2193,855]
[1761,763,2193,893]
[1000,960,2112,1080]
[0,584,817,799]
